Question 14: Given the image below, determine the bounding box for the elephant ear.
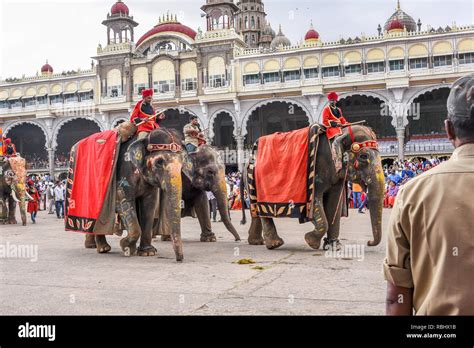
[181,150,194,182]
[127,138,148,174]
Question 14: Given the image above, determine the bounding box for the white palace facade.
[0,0,473,175]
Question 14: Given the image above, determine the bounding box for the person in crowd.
[54,181,65,219]
[183,115,204,153]
[26,180,40,224]
[46,182,55,214]
[207,190,218,223]
[384,74,474,315]
[351,182,363,209]
[384,180,398,208]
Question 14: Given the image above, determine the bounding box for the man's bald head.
[445,74,474,145]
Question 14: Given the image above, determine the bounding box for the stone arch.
[111,118,128,128]
[158,107,200,139]
[52,117,104,150]
[320,91,390,117]
[405,84,451,106]
[242,98,314,136]
[208,108,238,141]
[3,121,49,163]
[242,99,312,146]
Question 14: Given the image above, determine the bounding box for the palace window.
[181,78,197,91]
[64,93,78,103]
[389,59,404,71]
[344,64,362,74]
[108,85,122,97]
[154,80,175,94]
[23,97,36,106]
[79,91,93,101]
[0,100,8,109]
[367,62,385,73]
[459,52,474,64]
[9,99,22,108]
[322,66,340,77]
[134,84,147,95]
[433,55,452,67]
[263,72,280,83]
[209,74,226,88]
[409,58,428,69]
[283,70,301,81]
[50,95,63,104]
[244,74,260,85]
[304,67,318,79]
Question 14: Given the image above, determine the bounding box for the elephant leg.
[305,196,328,250]
[261,218,284,249]
[7,197,17,224]
[194,191,215,242]
[322,184,344,251]
[117,196,141,257]
[84,234,96,249]
[247,217,263,245]
[137,193,158,257]
[95,235,111,254]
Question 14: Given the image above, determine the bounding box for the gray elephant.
[0,156,30,226]
[81,127,185,261]
[157,144,241,242]
[242,125,385,250]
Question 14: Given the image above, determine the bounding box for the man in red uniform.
[322,92,348,171]
[129,89,165,139]
[4,138,17,157]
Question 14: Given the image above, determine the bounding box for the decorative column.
[235,134,245,172]
[47,147,55,179]
[396,127,405,160]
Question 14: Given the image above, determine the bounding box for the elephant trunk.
[161,159,184,262]
[366,163,385,247]
[212,174,241,241]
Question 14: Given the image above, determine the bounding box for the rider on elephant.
[183,115,205,153]
[129,89,165,140]
[3,138,17,157]
[322,92,348,171]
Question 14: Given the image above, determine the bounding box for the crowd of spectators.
[24,153,70,170]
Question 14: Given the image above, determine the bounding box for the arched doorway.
[112,119,127,128]
[56,119,101,166]
[338,95,395,139]
[159,109,194,139]
[244,101,310,146]
[408,88,449,137]
[6,123,48,169]
[212,112,236,149]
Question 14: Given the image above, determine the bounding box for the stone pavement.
[0,208,392,315]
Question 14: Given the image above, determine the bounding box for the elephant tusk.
[11,190,20,203]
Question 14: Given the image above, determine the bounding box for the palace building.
[0,0,473,175]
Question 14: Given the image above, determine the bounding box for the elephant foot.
[120,238,137,257]
[265,237,284,250]
[8,219,17,225]
[323,237,342,251]
[97,244,111,254]
[304,231,325,250]
[84,235,97,249]
[137,245,157,257]
[161,235,171,241]
[248,237,264,245]
[200,232,216,242]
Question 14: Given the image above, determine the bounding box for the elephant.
[242,124,385,250]
[83,127,185,261]
[0,156,30,226]
[158,144,241,242]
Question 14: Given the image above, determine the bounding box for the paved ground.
[0,208,392,315]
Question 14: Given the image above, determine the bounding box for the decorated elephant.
[0,156,30,226]
[74,126,185,261]
[242,124,384,250]
[157,144,241,242]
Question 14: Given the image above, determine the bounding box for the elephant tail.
[240,173,246,225]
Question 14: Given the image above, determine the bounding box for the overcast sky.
[0,0,472,79]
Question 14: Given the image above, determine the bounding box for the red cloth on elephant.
[66,130,118,230]
[322,105,348,139]
[27,188,40,213]
[255,127,309,204]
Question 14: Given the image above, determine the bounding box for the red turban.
[328,92,338,101]
[28,179,34,186]
[5,138,11,144]
[142,89,153,98]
